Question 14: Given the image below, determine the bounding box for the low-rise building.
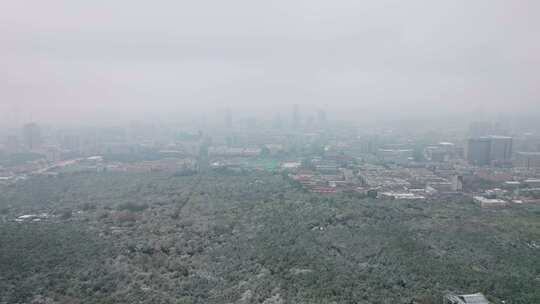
[524,179,540,188]
[444,292,490,304]
[473,196,508,208]
[378,192,425,201]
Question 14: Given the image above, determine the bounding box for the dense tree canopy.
[0,172,539,304]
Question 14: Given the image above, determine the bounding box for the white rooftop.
[446,293,490,304]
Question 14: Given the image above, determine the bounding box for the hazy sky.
[1,0,539,125]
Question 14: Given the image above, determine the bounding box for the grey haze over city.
[3,2,540,304]
[1,0,539,126]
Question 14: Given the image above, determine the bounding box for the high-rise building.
[466,136,513,166]
[61,134,81,151]
[225,108,232,128]
[5,135,19,154]
[246,117,257,129]
[273,113,283,129]
[359,135,379,154]
[197,136,211,173]
[466,137,492,166]
[424,142,456,162]
[489,136,513,163]
[451,175,463,192]
[22,123,42,150]
[317,110,327,126]
[292,104,300,129]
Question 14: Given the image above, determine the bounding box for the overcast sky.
[1,0,539,126]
